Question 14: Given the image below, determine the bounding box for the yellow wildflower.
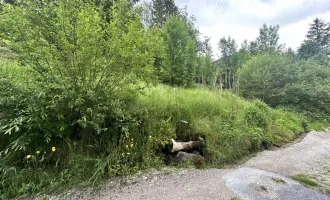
[149,136,152,139]
[130,143,134,148]
[51,147,56,152]
[26,155,32,159]
[127,152,130,155]
[36,151,40,155]
[126,145,129,148]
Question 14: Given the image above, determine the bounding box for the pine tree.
[163,0,178,16]
[241,39,249,51]
[306,18,328,46]
[202,36,213,57]
[151,0,165,26]
[218,36,237,66]
[325,22,330,50]
[298,40,322,60]
[248,41,259,55]
[298,18,330,59]
[151,0,178,27]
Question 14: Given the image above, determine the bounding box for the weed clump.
[291,174,319,187]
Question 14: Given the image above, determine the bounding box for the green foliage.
[291,174,319,187]
[0,0,162,154]
[196,54,215,85]
[216,36,238,89]
[230,49,252,70]
[0,0,329,198]
[239,53,330,119]
[0,1,163,197]
[245,24,283,55]
[134,85,308,165]
[151,0,178,27]
[256,24,282,53]
[218,36,237,66]
[201,36,213,57]
[298,40,323,60]
[306,18,330,48]
[0,74,323,198]
[310,52,330,67]
[298,18,330,60]
[161,16,197,87]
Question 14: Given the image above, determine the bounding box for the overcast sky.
[149,0,330,58]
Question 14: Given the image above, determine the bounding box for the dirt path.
[41,128,330,200]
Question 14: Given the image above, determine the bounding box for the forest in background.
[0,0,330,198]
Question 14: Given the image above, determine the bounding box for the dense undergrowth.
[1,58,329,199]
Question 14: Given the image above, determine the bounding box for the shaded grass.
[0,57,32,84]
[0,46,16,59]
[291,174,319,187]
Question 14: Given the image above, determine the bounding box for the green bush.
[0,0,162,162]
[0,1,163,197]
[239,53,330,119]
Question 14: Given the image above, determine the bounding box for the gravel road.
[37,128,330,200]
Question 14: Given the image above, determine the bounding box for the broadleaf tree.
[162,16,197,87]
[218,36,237,89]
[0,0,163,159]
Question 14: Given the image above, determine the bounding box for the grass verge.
[291,174,319,187]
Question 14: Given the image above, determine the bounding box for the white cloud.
[280,12,330,51]
[175,0,330,58]
[141,0,330,58]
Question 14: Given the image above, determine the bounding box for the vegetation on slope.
[0,58,318,197]
[0,0,329,199]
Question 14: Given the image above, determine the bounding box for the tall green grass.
[133,85,309,165]
[0,58,32,84]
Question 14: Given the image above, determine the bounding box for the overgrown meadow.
[0,0,329,199]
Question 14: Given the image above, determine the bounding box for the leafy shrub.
[243,100,272,129]
[0,1,165,197]
[0,0,162,162]
[239,53,330,119]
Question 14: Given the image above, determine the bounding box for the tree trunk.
[170,137,204,153]
[213,72,218,88]
[229,70,232,89]
[219,72,223,92]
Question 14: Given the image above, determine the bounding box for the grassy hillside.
[133,85,315,165]
[0,58,328,198]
